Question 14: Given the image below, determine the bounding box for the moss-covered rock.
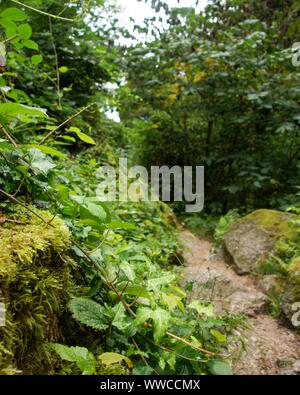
[0,208,76,374]
[223,209,299,274]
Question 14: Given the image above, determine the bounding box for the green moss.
[243,209,299,241]
[0,208,77,374]
[288,256,300,284]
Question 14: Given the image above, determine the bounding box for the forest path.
[179,228,300,375]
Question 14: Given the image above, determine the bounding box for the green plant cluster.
[0,2,243,375]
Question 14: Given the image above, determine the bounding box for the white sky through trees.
[106,1,209,121]
[116,0,208,29]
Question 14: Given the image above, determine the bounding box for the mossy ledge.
[0,208,76,374]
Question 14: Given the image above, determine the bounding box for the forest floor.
[180,228,300,375]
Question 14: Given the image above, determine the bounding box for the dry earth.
[180,229,300,375]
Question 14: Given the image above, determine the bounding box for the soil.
[180,228,300,375]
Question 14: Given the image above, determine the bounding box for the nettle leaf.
[147,273,176,290]
[27,148,56,174]
[120,261,135,282]
[209,360,233,375]
[188,301,214,316]
[68,298,109,331]
[80,201,107,222]
[111,302,133,332]
[67,126,96,145]
[1,7,27,21]
[50,343,96,375]
[135,307,170,343]
[151,308,170,343]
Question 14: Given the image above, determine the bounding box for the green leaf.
[210,329,227,343]
[67,126,96,145]
[98,352,133,369]
[111,302,132,331]
[120,261,135,282]
[151,308,170,343]
[50,344,96,375]
[68,298,109,331]
[59,66,68,73]
[31,54,43,65]
[209,360,233,375]
[0,102,47,118]
[188,301,214,316]
[18,23,32,39]
[80,202,107,222]
[1,7,27,21]
[23,39,39,50]
[28,148,56,174]
[26,144,66,158]
[135,307,169,343]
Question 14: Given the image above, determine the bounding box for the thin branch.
[0,34,19,45]
[131,337,159,375]
[0,123,18,147]
[10,0,76,22]
[139,333,208,363]
[48,17,61,110]
[0,188,54,227]
[39,104,94,145]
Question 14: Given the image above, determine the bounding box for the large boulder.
[223,209,298,274]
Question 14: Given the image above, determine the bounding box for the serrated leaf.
[28,148,56,174]
[50,343,96,375]
[68,298,109,331]
[151,308,170,343]
[188,301,214,316]
[120,261,135,282]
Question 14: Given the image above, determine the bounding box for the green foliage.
[1,0,297,376]
[214,210,240,244]
[50,344,96,375]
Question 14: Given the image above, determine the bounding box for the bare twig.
[39,104,94,145]
[11,0,76,22]
[0,188,54,227]
[48,17,61,110]
[0,123,18,147]
[0,34,19,45]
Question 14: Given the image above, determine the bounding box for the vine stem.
[0,123,18,147]
[10,0,76,22]
[0,188,54,226]
[0,34,19,45]
[39,103,94,145]
[48,17,61,110]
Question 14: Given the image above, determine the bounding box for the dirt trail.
[180,229,300,375]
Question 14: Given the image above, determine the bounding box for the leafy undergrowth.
[0,4,244,375]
